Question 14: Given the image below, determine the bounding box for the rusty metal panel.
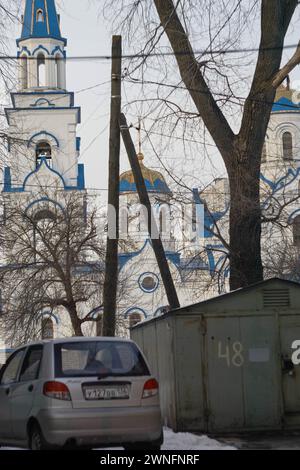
[205,317,244,432]
[174,315,206,432]
[240,315,281,429]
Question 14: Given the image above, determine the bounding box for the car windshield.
[54,341,150,378]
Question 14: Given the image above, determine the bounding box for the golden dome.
[120,153,170,193]
[273,81,300,112]
[275,83,294,102]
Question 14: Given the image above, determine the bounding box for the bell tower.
[17,0,67,91]
[3,0,84,196]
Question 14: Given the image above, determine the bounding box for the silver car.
[0,337,163,450]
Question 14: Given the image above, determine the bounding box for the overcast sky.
[6,0,300,198]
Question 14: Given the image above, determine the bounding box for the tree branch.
[153,0,235,163]
[272,41,300,88]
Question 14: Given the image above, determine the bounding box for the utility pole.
[120,113,180,310]
[102,36,122,337]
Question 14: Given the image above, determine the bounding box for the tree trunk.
[228,156,263,290]
[67,302,83,337]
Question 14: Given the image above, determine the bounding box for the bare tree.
[102,0,300,290]
[263,226,300,281]
[0,191,107,343]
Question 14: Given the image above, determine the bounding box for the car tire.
[29,423,49,451]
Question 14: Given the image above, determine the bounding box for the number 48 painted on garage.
[218,341,244,367]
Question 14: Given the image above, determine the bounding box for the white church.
[0,0,85,358]
[0,0,300,356]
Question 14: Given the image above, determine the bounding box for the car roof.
[15,336,134,350]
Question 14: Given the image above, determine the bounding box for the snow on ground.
[161,428,236,450]
[0,428,236,451]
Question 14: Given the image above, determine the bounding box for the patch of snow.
[162,428,236,450]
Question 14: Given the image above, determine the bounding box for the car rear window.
[54,341,150,378]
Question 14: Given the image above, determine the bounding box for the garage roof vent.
[263,289,290,308]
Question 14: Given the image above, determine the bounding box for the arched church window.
[41,318,54,339]
[36,9,44,22]
[34,209,56,223]
[129,313,142,329]
[37,53,46,87]
[283,132,293,160]
[158,204,170,237]
[36,141,52,167]
[293,215,300,247]
[20,55,28,89]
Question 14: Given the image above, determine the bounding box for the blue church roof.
[119,178,171,194]
[272,96,300,113]
[17,0,66,45]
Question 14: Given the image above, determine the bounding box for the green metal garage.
[131,278,300,434]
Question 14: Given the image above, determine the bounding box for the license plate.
[84,385,130,400]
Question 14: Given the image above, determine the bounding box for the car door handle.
[28,384,34,392]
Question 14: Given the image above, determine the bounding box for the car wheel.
[29,423,48,451]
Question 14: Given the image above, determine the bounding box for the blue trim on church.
[5,107,81,125]
[77,164,85,190]
[2,162,86,193]
[22,158,65,189]
[36,311,60,325]
[123,307,148,319]
[119,238,209,274]
[31,98,55,107]
[32,45,50,56]
[17,0,67,46]
[27,131,59,148]
[11,92,75,108]
[119,239,151,269]
[3,167,12,193]
[25,197,65,214]
[193,188,229,238]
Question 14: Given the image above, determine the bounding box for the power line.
[125,77,300,110]
[1,42,300,61]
